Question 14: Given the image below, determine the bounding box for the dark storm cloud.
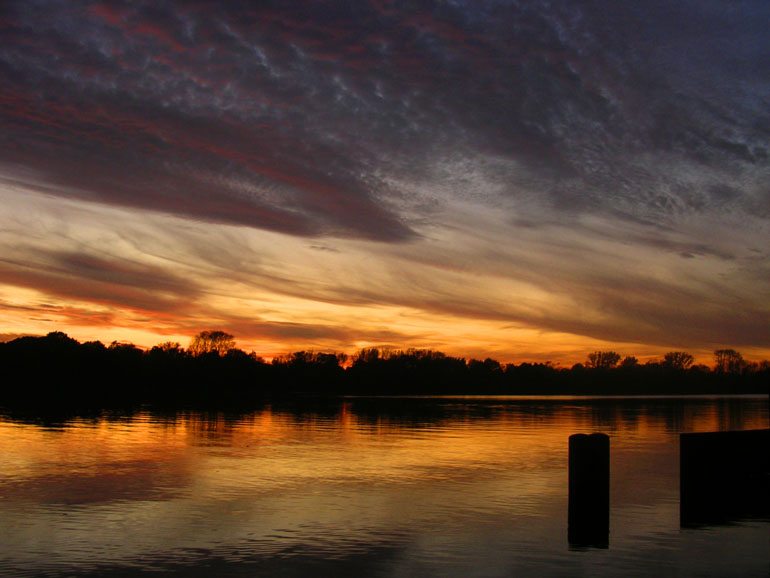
[2,0,767,240]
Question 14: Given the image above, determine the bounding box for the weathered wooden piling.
[568,432,610,548]
[680,429,769,526]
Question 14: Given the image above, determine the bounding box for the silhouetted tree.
[353,348,382,364]
[107,341,144,381]
[468,358,503,374]
[586,351,620,369]
[45,331,79,345]
[188,330,236,357]
[663,351,694,371]
[714,349,745,374]
[272,350,347,392]
[467,358,504,391]
[620,356,639,368]
[82,340,107,352]
[151,341,184,356]
[108,341,143,355]
[1,329,766,406]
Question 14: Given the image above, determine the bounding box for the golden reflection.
[0,398,767,577]
[1,398,766,504]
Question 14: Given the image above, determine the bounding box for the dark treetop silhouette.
[0,332,767,408]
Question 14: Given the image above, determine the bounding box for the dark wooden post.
[680,429,769,526]
[568,433,610,548]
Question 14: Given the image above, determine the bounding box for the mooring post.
[680,429,769,526]
[568,432,610,548]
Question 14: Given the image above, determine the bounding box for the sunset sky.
[1,1,768,364]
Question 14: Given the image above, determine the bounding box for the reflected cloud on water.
[0,396,767,577]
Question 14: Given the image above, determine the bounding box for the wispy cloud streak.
[0,1,768,360]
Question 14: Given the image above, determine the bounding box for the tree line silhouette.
[0,331,767,408]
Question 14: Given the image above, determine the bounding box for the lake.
[1,396,768,577]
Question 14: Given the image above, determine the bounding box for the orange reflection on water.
[0,396,767,578]
[1,397,767,507]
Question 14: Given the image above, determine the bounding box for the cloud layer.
[0,1,768,361]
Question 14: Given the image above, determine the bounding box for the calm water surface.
[1,396,768,577]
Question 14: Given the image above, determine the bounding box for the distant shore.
[1,332,767,408]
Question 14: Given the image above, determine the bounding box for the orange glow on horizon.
[1,188,768,367]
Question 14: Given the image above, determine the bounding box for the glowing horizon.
[1,2,768,366]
